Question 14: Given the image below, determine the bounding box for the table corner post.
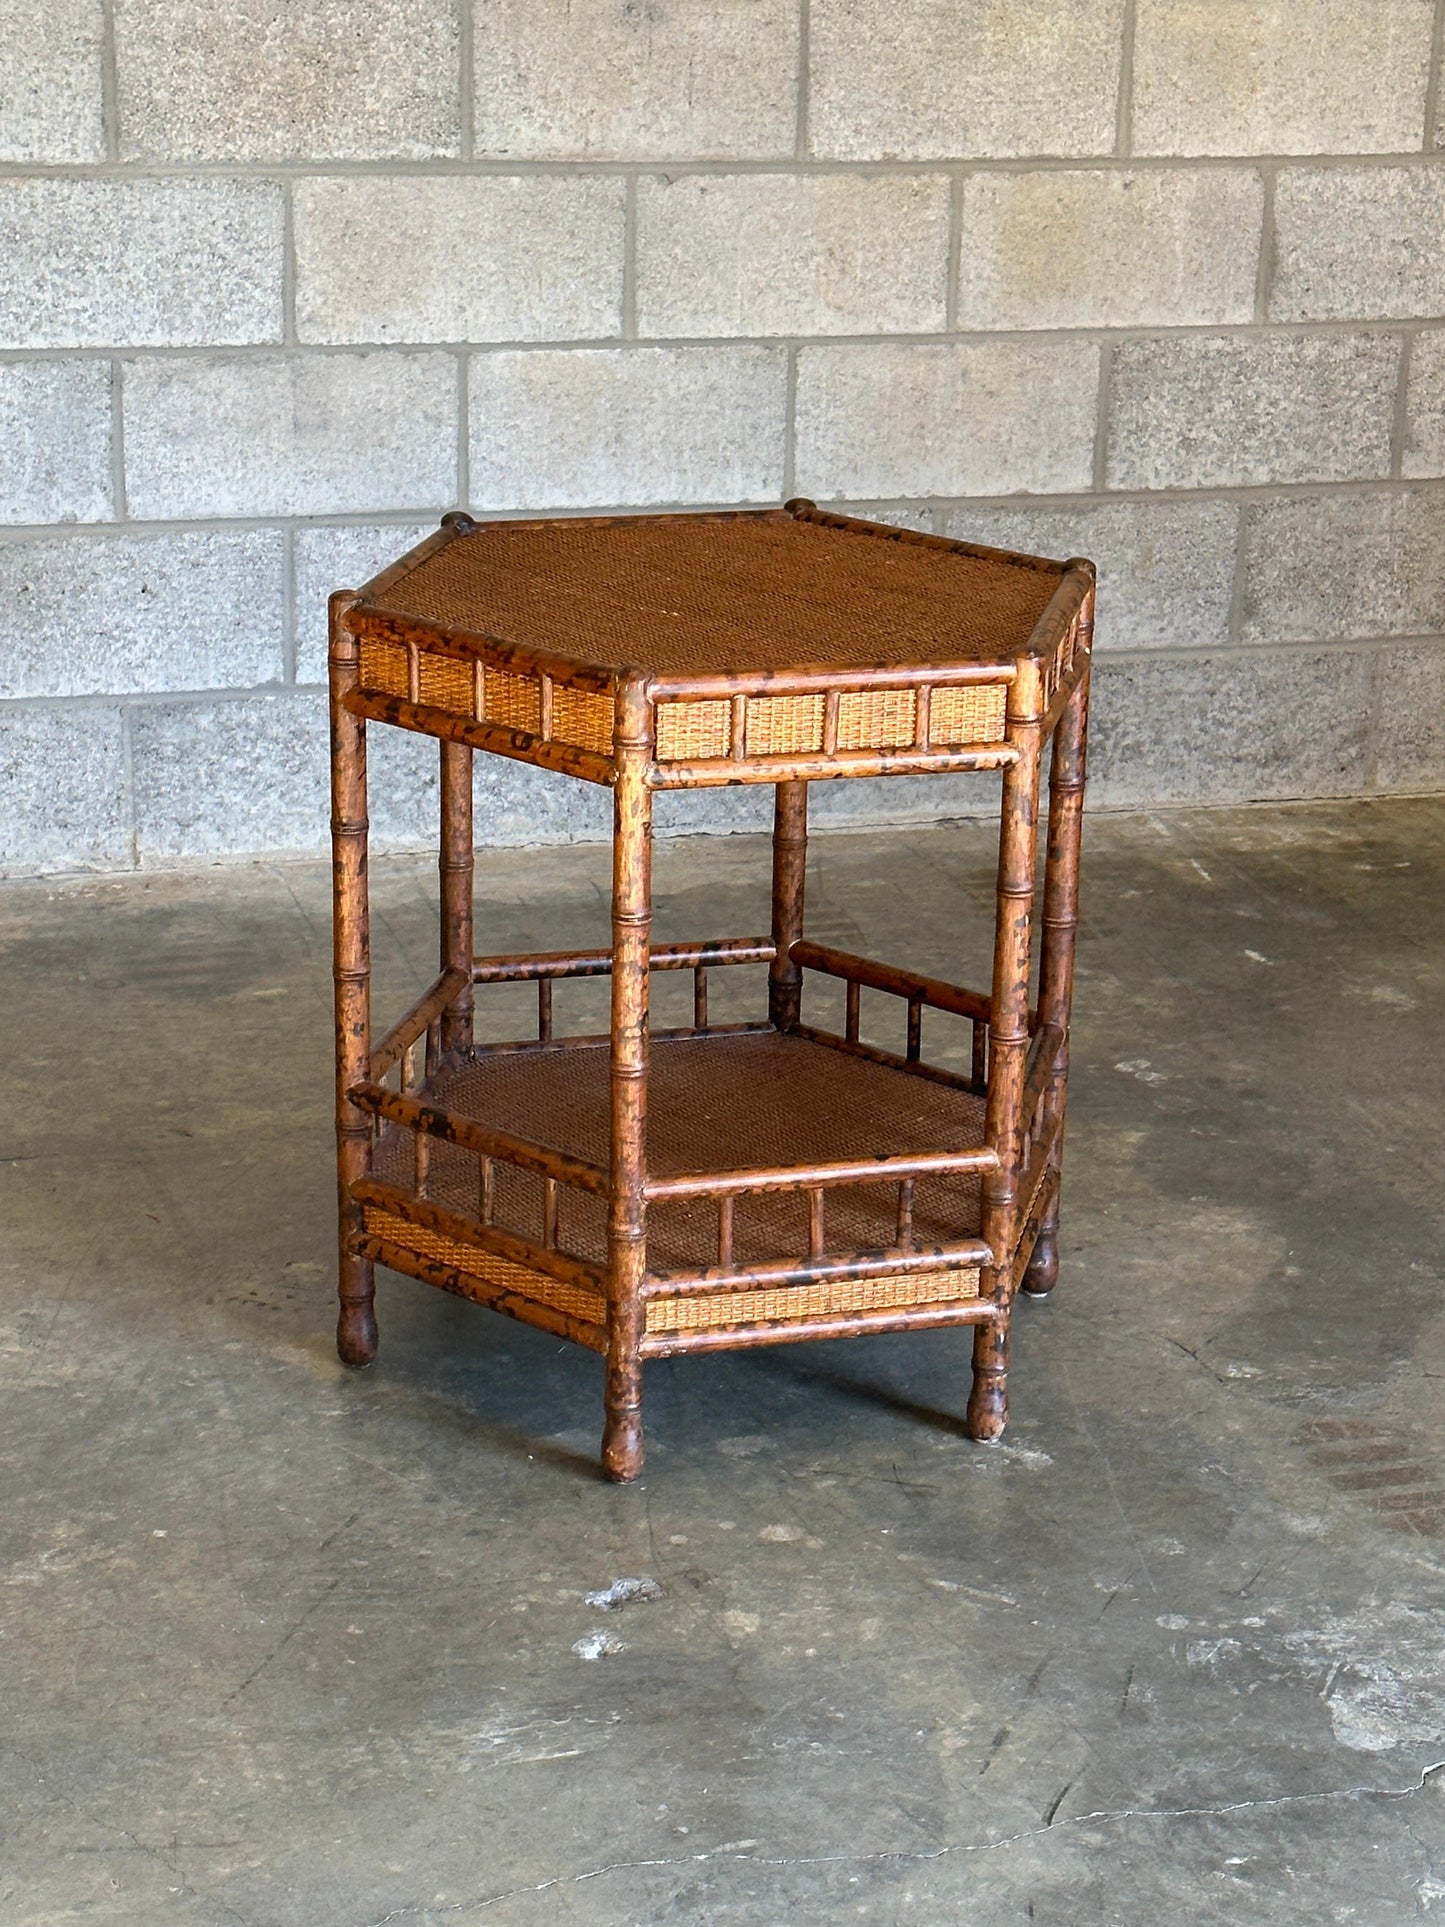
[767,779,809,1031]
[329,593,377,1368]
[968,654,1045,1440]
[603,674,653,1482]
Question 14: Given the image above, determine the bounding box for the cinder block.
[0,361,113,525]
[946,500,1239,650]
[0,530,284,699]
[1241,489,1445,643]
[1086,647,1375,806]
[293,522,432,684]
[1106,334,1399,490]
[1272,168,1445,322]
[0,705,130,874]
[956,170,1262,331]
[1404,329,1445,478]
[0,180,282,349]
[131,693,330,859]
[0,0,104,161]
[124,352,458,519]
[809,0,1122,160]
[468,347,787,509]
[794,342,1099,499]
[1373,642,1445,791]
[114,0,459,160]
[635,174,950,337]
[817,504,938,532]
[465,750,612,848]
[473,0,797,160]
[295,177,625,345]
[1132,0,1433,156]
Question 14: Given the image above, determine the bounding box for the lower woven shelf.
[363,1202,981,1344]
[359,1027,993,1350]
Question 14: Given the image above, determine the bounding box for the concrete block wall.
[3,0,1445,872]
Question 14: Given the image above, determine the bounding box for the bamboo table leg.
[1024,648,1091,1300]
[330,592,377,1368]
[967,659,1044,1440]
[768,780,808,1032]
[438,739,475,1062]
[603,677,653,1481]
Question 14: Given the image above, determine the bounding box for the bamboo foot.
[337,1257,377,1367]
[1021,1223,1059,1299]
[965,1319,1009,1441]
[601,1405,644,1482]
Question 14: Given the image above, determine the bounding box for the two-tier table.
[328,502,1094,1480]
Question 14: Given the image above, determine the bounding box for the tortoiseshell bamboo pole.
[329,591,377,1368]
[438,740,474,1061]
[768,781,808,1031]
[967,655,1044,1440]
[602,675,653,1482]
[1024,595,1092,1299]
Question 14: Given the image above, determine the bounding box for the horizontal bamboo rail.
[473,937,774,983]
[640,1235,994,1299]
[344,689,615,785]
[354,1233,607,1353]
[793,1024,979,1094]
[370,967,470,1078]
[792,940,992,1024]
[467,1020,771,1061]
[644,1144,997,1203]
[646,659,1017,701]
[1022,1022,1066,1128]
[352,1177,608,1296]
[647,743,1017,788]
[640,1295,999,1357]
[346,1079,609,1195]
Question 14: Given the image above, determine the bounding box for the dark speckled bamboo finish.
[329,501,1093,1479]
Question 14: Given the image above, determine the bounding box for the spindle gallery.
[329,501,1093,1479]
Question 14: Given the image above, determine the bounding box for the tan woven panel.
[837,687,917,750]
[656,699,731,761]
[746,692,825,755]
[361,512,1066,676]
[550,683,613,753]
[930,684,1007,745]
[481,665,541,734]
[417,650,474,710]
[358,638,408,696]
[356,641,618,752]
[364,1206,607,1330]
[646,1264,980,1335]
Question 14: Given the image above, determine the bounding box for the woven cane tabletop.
[354,505,1071,680]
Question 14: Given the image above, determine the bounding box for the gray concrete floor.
[3,798,1445,1925]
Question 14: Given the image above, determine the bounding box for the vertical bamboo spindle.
[438,737,474,1060]
[768,780,808,1032]
[602,676,653,1482]
[329,592,377,1368]
[967,655,1044,1441]
[1024,585,1092,1299]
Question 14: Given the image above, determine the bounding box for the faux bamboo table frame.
[329,501,1094,1480]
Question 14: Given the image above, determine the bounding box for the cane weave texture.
[356,510,1066,678]
[356,635,1010,760]
[368,1030,990,1282]
[363,1206,608,1331]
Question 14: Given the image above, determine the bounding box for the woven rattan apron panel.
[329,501,1094,1479]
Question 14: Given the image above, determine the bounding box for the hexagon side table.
[329,499,1094,1480]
